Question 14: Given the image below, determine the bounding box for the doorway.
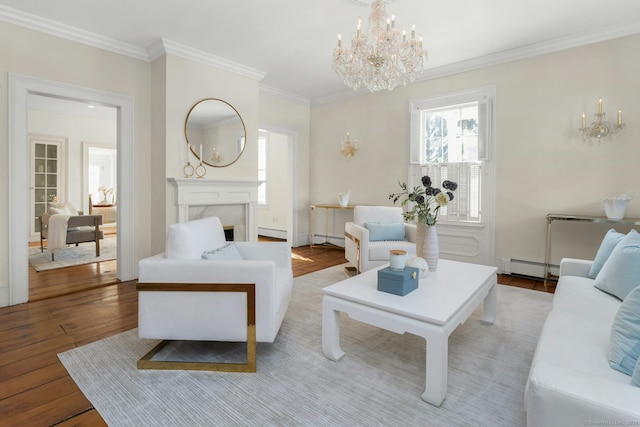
[7,73,136,307]
[256,127,297,246]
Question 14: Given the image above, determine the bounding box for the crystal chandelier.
[332,0,427,92]
[579,98,625,139]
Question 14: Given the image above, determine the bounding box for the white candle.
[581,113,586,128]
[337,33,341,48]
[199,144,203,161]
[618,109,622,125]
[598,98,603,114]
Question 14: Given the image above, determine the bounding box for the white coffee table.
[322,259,497,406]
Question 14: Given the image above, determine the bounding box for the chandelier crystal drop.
[332,0,427,92]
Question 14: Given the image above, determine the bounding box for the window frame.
[409,86,495,227]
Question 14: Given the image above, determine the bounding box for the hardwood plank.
[2,239,549,426]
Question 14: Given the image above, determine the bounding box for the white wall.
[0,21,151,298]
[310,33,640,269]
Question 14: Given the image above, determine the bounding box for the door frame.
[258,124,298,247]
[7,73,136,306]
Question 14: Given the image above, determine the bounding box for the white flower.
[435,192,449,207]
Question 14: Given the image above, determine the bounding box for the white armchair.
[137,216,293,372]
[345,206,417,273]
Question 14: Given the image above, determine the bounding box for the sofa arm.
[559,258,593,278]
[235,242,291,269]
[525,361,640,427]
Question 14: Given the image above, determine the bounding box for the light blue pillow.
[594,229,640,300]
[365,222,405,241]
[609,285,640,376]
[589,229,626,279]
[633,356,640,387]
[202,243,244,260]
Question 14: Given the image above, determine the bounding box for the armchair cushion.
[365,222,405,241]
[202,242,244,260]
[166,216,227,259]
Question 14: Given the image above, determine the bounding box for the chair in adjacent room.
[137,216,294,372]
[345,205,417,274]
[39,201,104,261]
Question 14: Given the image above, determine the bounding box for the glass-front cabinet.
[31,137,65,240]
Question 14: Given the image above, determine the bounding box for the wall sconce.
[340,132,358,157]
[579,98,625,139]
[211,147,223,164]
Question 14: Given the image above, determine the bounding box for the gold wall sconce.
[340,132,358,157]
[579,98,625,139]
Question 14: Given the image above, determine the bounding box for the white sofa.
[524,258,640,426]
[138,216,293,344]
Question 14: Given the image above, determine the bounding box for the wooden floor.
[3,243,553,426]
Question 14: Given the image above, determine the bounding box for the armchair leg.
[136,283,257,373]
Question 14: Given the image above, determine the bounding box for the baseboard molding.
[258,227,287,240]
[496,257,558,279]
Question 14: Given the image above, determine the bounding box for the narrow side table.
[310,204,354,249]
[544,213,640,287]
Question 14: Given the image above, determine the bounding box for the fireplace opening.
[223,225,234,241]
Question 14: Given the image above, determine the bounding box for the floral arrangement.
[98,186,114,203]
[389,175,458,226]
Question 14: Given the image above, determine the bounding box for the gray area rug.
[29,237,116,271]
[58,264,553,426]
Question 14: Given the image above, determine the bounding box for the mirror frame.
[184,98,247,168]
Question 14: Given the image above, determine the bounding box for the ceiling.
[3,0,640,103]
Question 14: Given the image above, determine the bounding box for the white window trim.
[408,85,496,229]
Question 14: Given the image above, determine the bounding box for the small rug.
[59,264,553,427]
[29,237,117,271]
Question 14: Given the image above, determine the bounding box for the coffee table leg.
[322,297,345,361]
[480,283,497,324]
[422,330,448,407]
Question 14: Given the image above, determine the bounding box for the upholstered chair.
[137,216,293,372]
[345,206,417,273]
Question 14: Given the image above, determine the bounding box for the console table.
[544,213,640,286]
[310,204,354,249]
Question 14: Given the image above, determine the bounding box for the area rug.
[29,237,116,271]
[59,264,553,427]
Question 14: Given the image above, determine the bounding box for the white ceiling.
[3,0,640,103]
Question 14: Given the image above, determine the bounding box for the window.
[410,86,493,224]
[257,132,268,205]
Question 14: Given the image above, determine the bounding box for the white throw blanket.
[48,214,70,252]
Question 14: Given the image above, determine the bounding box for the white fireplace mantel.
[167,177,262,241]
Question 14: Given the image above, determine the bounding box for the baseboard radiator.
[498,257,559,280]
[258,227,287,240]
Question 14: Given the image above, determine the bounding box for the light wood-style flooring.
[2,242,552,426]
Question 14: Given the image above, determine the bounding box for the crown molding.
[0,5,148,61]
[150,38,267,82]
[260,84,310,106]
[415,18,640,84]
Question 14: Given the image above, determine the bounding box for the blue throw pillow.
[609,285,640,376]
[365,222,405,241]
[633,356,640,387]
[594,229,640,300]
[202,243,244,260]
[589,229,626,279]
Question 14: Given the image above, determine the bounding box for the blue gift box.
[377,266,419,296]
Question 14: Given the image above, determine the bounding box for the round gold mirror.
[185,98,246,167]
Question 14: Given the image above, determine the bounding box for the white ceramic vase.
[416,223,439,272]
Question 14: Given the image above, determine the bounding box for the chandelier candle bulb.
[618,109,622,125]
[598,98,603,113]
[582,113,586,128]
